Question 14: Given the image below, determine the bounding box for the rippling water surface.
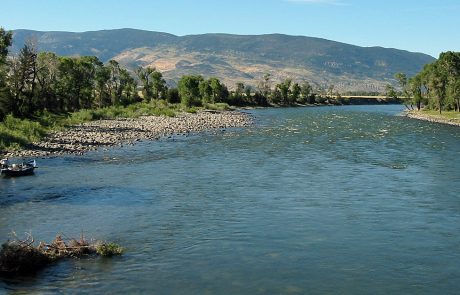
[1,105,460,294]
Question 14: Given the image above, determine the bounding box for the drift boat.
[1,159,37,177]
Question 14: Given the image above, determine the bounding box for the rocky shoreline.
[405,111,460,127]
[3,111,253,159]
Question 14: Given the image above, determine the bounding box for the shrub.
[96,243,124,257]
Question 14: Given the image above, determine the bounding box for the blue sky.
[1,0,459,57]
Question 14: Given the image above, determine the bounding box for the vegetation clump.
[0,239,51,275]
[395,51,460,113]
[0,233,123,277]
[96,242,124,257]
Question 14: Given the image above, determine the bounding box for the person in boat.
[1,158,10,169]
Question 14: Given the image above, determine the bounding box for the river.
[1,105,460,294]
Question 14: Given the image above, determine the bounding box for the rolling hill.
[11,28,435,92]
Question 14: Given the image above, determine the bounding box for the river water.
[1,105,460,294]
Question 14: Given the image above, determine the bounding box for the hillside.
[11,28,435,92]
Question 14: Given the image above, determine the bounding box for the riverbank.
[2,111,253,158]
[405,110,460,127]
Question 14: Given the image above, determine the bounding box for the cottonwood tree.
[199,79,213,103]
[0,27,12,119]
[385,84,398,99]
[257,73,272,99]
[427,63,448,114]
[151,69,167,100]
[291,82,301,103]
[209,77,225,103]
[36,52,59,112]
[57,56,101,111]
[8,40,38,117]
[275,79,293,105]
[395,72,413,108]
[300,81,313,104]
[178,75,203,107]
[95,63,111,107]
[119,68,138,105]
[408,74,423,111]
[136,67,167,101]
[136,67,154,101]
[440,51,460,111]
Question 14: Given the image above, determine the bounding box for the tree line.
[395,51,460,114]
[0,28,142,120]
[0,27,374,121]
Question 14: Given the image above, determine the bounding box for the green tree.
[235,82,245,96]
[229,82,246,106]
[0,27,13,119]
[57,56,101,111]
[107,60,122,105]
[0,28,12,65]
[300,81,313,104]
[276,79,292,105]
[95,64,111,108]
[439,52,460,111]
[119,68,138,105]
[36,52,59,112]
[448,78,460,111]
[8,40,38,117]
[385,84,398,99]
[199,79,213,103]
[395,72,411,107]
[136,67,167,101]
[178,75,203,107]
[408,74,423,111]
[209,77,224,103]
[166,88,180,104]
[136,67,154,101]
[291,82,301,103]
[244,85,252,103]
[151,69,167,100]
[257,73,272,100]
[428,62,448,114]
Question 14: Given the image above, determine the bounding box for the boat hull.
[1,167,35,177]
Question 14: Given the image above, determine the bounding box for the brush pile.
[0,233,123,276]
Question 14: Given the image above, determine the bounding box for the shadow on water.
[0,183,150,207]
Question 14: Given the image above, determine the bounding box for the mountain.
[11,28,435,92]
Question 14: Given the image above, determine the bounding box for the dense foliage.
[0,27,340,123]
[396,52,460,113]
[0,38,141,120]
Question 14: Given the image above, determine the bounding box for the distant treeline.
[394,52,460,113]
[0,27,397,121]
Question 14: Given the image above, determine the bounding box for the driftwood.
[0,232,123,276]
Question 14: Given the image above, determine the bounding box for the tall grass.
[66,101,179,125]
[421,109,460,121]
[0,115,49,151]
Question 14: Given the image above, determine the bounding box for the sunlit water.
[1,105,460,294]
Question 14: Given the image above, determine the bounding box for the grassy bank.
[407,109,460,126]
[0,101,232,154]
